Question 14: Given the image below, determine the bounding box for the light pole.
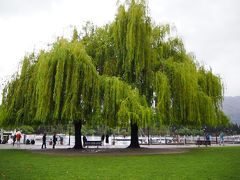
[147,127,150,145]
[68,122,71,146]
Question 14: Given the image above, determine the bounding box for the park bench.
[84,141,102,148]
[196,140,211,147]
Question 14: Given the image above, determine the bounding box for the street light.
[68,122,72,146]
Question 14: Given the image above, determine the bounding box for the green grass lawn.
[0,147,239,180]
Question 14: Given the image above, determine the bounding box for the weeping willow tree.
[0,0,228,149]
[0,38,100,149]
[82,0,228,148]
[36,38,101,149]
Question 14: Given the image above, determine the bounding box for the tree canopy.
[0,0,229,148]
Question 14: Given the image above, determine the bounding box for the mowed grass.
[0,147,239,180]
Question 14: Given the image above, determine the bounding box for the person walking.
[105,134,109,144]
[42,133,47,149]
[205,133,211,146]
[12,134,16,146]
[101,134,105,146]
[53,133,57,149]
[16,132,22,147]
[219,132,224,146]
[59,136,63,145]
[83,135,87,147]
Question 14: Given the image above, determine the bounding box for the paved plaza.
[1,142,239,150]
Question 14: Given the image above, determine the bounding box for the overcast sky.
[0,0,239,98]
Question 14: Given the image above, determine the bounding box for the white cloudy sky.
[0,0,239,97]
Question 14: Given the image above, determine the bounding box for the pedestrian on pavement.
[12,134,16,146]
[83,136,87,147]
[53,133,57,149]
[105,134,109,144]
[42,133,47,149]
[219,132,224,146]
[16,131,22,147]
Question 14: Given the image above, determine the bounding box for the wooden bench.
[196,140,211,146]
[84,141,102,148]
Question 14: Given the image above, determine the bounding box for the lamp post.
[68,122,71,146]
[147,127,150,145]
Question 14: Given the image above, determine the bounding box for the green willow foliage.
[100,75,151,128]
[0,37,150,129]
[113,1,153,99]
[0,39,100,127]
[35,39,100,125]
[0,0,228,131]
[154,71,171,125]
[0,55,37,126]
[82,0,228,128]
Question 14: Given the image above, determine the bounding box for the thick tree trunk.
[128,122,140,148]
[73,121,83,149]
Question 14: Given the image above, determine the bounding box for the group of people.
[205,132,225,145]
[41,133,58,149]
[101,134,109,144]
[8,131,227,149]
[11,131,58,149]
